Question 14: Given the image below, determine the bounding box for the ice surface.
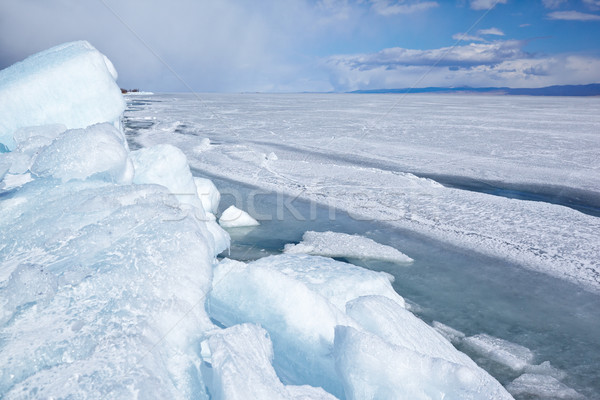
[0,41,125,150]
[219,205,260,228]
[284,231,413,263]
[194,177,221,215]
[0,159,10,182]
[0,172,33,191]
[506,374,583,399]
[334,325,513,400]
[31,123,134,184]
[193,138,212,154]
[463,333,535,372]
[200,323,337,400]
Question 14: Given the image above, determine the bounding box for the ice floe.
[284,231,413,263]
[219,205,260,228]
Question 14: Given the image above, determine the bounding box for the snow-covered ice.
[219,205,260,228]
[284,230,413,263]
[0,41,125,150]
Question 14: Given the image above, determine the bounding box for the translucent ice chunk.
[463,333,535,372]
[334,325,513,400]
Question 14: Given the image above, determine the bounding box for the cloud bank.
[325,40,600,91]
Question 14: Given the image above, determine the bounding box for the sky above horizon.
[1,0,599,92]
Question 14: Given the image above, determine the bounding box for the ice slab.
[346,296,475,367]
[201,323,337,400]
[250,253,405,310]
[334,325,513,400]
[524,361,566,380]
[194,177,221,215]
[506,373,583,399]
[284,231,413,263]
[0,41,125,150]
[218,205,260,228]
[463,333,535,372]
[131,144,204,211]
[432,320,466,344]
[31,123,134,184]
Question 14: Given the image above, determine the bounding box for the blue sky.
[1,0,599,92]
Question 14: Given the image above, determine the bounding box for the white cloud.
[369,0,439,16]
[547,10,600,20]
[324,42,600,91]
[454,27,504,42]
[469,0,507,11]
[326,40,526,72]
[542,0,567,9]
[478,27,504,36]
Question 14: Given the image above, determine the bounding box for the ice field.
[0,41,599,399]
[126,93,600,398]
[130,92,600,293]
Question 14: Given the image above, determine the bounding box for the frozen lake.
[124,93,600,399]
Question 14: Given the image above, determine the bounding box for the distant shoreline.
[349,83,600,97]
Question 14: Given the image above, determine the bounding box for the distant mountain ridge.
[350,83,600,96]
